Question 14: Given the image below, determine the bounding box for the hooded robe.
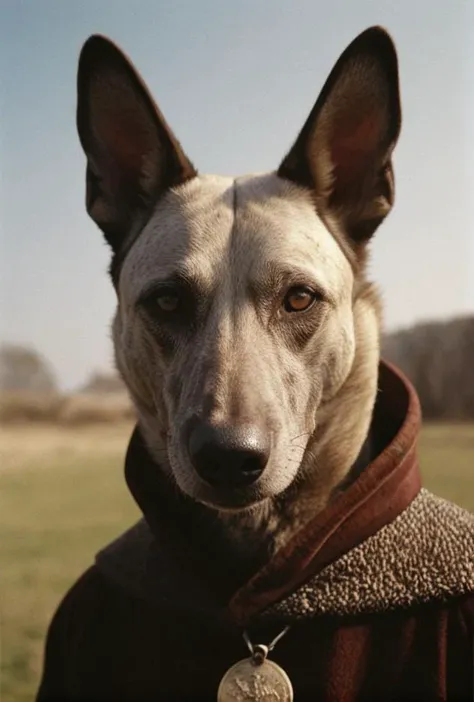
[37,362,474,701]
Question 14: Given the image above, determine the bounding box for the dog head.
[77,27,401,512]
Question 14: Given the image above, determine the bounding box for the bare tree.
[80,371,126,395]
[0,344,57,393]
[382,315,474,419]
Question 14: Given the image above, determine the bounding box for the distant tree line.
[381,315,474,419]
[1,314,473,419]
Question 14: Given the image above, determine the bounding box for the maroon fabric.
[37,567,474,701]
[36,361,474,700]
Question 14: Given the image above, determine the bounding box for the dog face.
[77,27,401,511]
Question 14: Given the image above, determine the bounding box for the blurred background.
[1,1,473,701]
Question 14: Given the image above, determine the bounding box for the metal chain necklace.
[217,625,293,701]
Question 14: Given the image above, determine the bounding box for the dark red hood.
[124,360,422,626]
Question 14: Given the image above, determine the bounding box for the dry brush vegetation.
[0,390,135,426]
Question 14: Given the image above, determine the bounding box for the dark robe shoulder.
[37,562,474,702]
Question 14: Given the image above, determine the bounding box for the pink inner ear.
[89,70,157,181]
[97,107,154,175]
[330,108,384,184]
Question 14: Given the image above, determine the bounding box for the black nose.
[187,420,270,489]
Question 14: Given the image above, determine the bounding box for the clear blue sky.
[1,0,473,390]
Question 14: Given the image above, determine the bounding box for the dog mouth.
[171,452,304,513]
[169,417,277,509]
[190,479,271,512]
[163,418,309,511]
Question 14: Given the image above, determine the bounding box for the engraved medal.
[217,627,293,701]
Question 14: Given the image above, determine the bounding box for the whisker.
[290,432,311,443]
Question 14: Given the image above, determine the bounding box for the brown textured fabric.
[263,489,474,620]
[36,362,474,701]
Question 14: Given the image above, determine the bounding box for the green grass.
[0,425,139,702]
[418,423,474,510]
[1,422,473,702]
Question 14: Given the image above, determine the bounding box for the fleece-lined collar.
[95,361,474,626]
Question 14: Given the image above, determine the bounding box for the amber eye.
[283,287,317,313]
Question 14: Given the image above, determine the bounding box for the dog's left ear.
[77,35,196,253]
[278,26,401,251]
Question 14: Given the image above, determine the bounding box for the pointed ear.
[278,26,401,252]
[77,35,197,252]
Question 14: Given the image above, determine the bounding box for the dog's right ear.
[278,27,401,256]
[77,35,196,252]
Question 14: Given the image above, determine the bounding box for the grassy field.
[1,422,473,702]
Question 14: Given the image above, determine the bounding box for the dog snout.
[186,419,270,489]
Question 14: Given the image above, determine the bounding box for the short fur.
[76,27,401,571]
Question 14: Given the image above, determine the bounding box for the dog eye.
[154,291,180,313]
[283,287,318,313]
[142,287,182,315]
